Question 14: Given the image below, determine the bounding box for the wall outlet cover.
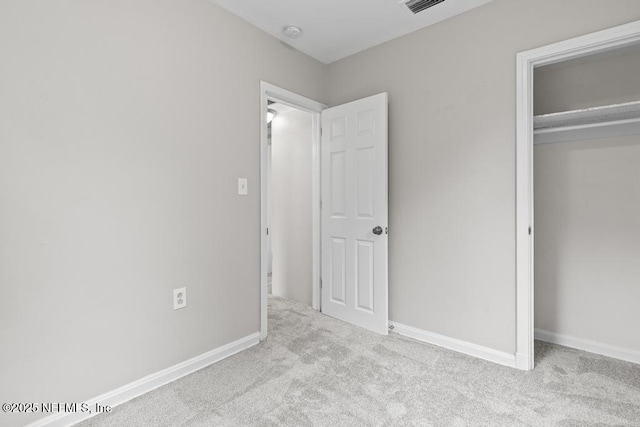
[173,287,187,310]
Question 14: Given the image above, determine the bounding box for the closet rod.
[534,100,640,144]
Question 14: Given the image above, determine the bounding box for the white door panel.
[321,93,388,335]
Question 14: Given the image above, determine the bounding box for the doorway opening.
[267,103,313,304]
[259,82,325,340]
[260,83,390,340]
[515,20,640,370]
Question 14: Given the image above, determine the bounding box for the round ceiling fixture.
[283,26,302,39]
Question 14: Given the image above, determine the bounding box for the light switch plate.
[238,178,248,195]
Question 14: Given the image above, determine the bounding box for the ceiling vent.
[404,0,446,14]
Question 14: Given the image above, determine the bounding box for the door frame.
[515,20,640,370]
[259,81,327,340]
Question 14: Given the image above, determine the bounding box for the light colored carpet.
[80,296,640,426]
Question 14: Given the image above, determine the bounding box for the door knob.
[372,226,383,235]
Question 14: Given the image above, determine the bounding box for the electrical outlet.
[173,287,187,310]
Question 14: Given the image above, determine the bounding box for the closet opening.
[515,20,640,371]
[532,44,640,366]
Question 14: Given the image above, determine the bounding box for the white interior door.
[321,93,388,335]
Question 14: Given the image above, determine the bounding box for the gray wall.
[0,1,326,425]
[534,50,640,350]
[270,109,313,305]
[327,0,640,353]
[2,1,640,424]
[535,45,640,115]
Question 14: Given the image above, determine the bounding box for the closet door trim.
[515,19,640,371]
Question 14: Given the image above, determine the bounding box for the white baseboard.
[28,332,260,427]
[389,321,516,368]
[535,329,640,365]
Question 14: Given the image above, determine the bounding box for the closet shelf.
[533,100,640,144]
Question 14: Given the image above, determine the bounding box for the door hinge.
[320,278,322,289]
[320,127,323,137]
[320,199,322,209]
[385,226,388,235]
[266,227,269,236]
[528,226,532,236]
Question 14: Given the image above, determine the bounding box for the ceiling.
[208,0,493,64]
